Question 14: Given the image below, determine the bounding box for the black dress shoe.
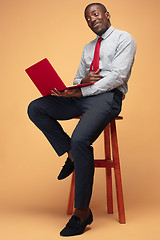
[60,209,93,236]
[57,157,74,180]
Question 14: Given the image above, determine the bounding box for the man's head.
[84,3,111,36]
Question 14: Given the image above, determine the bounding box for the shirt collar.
[97,25,115,40]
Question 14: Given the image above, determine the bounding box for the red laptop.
[25,58,94,96]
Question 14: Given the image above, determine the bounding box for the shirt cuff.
[80,86,93,97]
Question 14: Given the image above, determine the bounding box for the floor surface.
[0,203,159,240]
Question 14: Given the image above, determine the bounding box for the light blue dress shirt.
[74,26,136,98]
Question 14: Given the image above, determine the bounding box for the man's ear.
[105,11,110,20]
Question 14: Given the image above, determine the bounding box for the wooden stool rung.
[94,160,115,168]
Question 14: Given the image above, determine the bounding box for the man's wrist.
[75,88,82,97]
[80,79,84,84]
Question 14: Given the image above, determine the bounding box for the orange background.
[0,0,160,239]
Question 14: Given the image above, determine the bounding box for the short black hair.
[84,3,108,15]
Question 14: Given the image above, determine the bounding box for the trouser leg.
[27,91,122,209]
[27,95,81,156]
[71,91,122,208]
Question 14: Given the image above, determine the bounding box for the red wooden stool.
[67,116,126,224]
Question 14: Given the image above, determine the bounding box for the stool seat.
[67,116,126,224]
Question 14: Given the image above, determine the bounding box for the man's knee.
[71,133,90,150]
[27,99,40,122]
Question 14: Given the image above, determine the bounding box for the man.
[28,3,136,237]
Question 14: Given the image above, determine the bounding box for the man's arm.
[73,49,102,83]
[80,33,136,97]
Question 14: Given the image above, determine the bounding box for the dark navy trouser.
[27,89,122,208]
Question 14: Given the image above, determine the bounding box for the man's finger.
[54,88,60,94]
[92,76,103,79]
[51,90,58,96]
[51,89,56,95]
[94,69,100,74]
[91,73,103,77]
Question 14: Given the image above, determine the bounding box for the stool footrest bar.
[94,159,116,168]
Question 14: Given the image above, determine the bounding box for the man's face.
[85,5,111,36]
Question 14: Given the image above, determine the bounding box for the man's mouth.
[92,22,101,28]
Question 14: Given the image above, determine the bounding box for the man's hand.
[51,87,82,98]
[81,69,103,84]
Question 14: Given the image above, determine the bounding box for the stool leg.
[114,167,126,223]
[67,171,75,215]
[106,167,113,213]
[110,120,126,223]
[104,126,113,214]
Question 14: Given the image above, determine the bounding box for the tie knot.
[98,37,103,42]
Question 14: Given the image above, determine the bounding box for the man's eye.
[86,12,99,21]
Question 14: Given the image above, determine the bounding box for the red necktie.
[89,37,103,72]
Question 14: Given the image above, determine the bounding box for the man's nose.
[90,15,97,22]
